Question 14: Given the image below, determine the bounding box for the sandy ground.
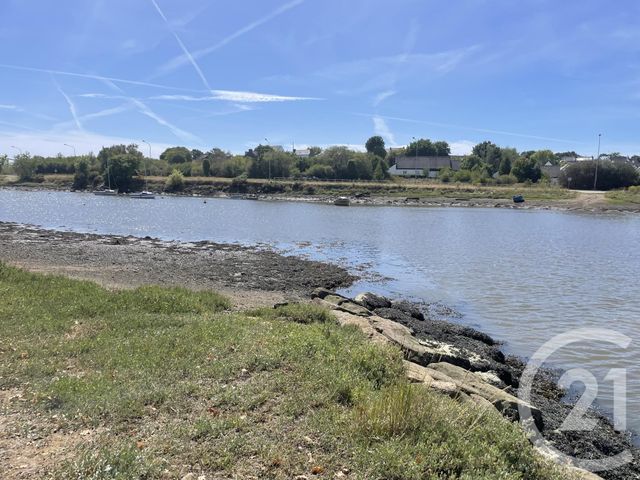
[0,222,355,309]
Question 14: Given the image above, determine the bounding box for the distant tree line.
[3,137,640,191]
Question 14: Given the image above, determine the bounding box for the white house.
[388,156,462,178]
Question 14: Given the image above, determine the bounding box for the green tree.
[190,149,204,160]
[308,146,322,157]
[406,139,436,157]
[109,154,141,191]
[72,159,90,190]
[460,155,484,171]
[13,153,37,181]
[511,157,542,183]
[498,148,518,175]
[160,146,192,164]
[530,150,558,166]
[202,158,211,177]
[365,135,387,159]
[472,141,502,174]
[433,141,451,156]
[373,159,389,180]
[0,154,7,174]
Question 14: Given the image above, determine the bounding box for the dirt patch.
[0,222,356,310]
[0,389,96,479]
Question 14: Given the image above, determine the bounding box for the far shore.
[2,174,640,214]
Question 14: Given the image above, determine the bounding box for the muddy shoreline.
[0,222,638,478]
[3,183,640,214]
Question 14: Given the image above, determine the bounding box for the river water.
[1,189,639,432]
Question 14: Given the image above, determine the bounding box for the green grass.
[606,186,640,205]
[0,263,569,479]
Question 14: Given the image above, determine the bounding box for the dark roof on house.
[395,156,463,170]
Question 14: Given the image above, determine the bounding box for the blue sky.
[1,0,639,157]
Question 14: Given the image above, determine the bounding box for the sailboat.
[94,160,118,196]
[128,157,155,199]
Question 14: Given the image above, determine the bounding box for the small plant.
[165,168,185,192]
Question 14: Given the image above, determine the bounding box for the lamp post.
[141,140,152,192]
[264,137,271,180]
[412,136,418,180]
[63,143,76,157]
[593,133,602,191]
[10,145,22,155]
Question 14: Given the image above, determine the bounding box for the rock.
[354,292,391,310]
[374,307,416,324]
[311,287,334,299]
[330,310,389,345]
[474,370,506,388]
[335,301,371,317]
[390,299,425,321]
[322,294,347,307]
[428,362,543,430]
[369,316,490,371]
[181,474,196,480]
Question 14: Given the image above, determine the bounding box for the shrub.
[439,167,453,182]
[202,158,211,177]
[72,160,90,190]
[453,169,472,182]
[496,174,517,185]
[13,153,37,181]
[560,160,639,190]
[165,169,185,192]
[511,157,542,183]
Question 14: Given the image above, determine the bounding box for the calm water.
[1,189,639,431]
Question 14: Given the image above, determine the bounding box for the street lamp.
[63,143,76,157]
[10,145,22,155]
[593,133,602,190]
[264,137,271,180]
[412,136,418,179]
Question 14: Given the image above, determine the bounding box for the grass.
[606,186,640,205]
[0,263,569,479]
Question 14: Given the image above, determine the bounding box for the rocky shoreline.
[308,289,640,480]
[3,183,640,214]
[0,221,638,478]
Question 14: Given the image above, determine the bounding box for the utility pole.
[593,133,602,190]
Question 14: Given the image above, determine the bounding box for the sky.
[0,0,639,158]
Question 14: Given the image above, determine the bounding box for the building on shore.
[388,156,463,178]
[541,162,561,184]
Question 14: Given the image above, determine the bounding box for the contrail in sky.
[52,77,84,132]
[149,0,213,91]
[0,63,203,92]
[154,0,304,78]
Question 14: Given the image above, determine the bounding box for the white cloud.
[372,115,396,146]
[0,129,176,158]
[150,91,321,103]
[154,0,305,78]
[449,140,475,155]
[0,104,18,110]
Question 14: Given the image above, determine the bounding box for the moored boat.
[128,191,155,199]
[334,196,350,206]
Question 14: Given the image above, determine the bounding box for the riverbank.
[3,174,639,213]
[1,263,572,479]
[0,222,354,310]
[0,225,637,478]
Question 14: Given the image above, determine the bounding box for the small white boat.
[128,191,155,199]
[334,196,350,206]
[94,189,118,196]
